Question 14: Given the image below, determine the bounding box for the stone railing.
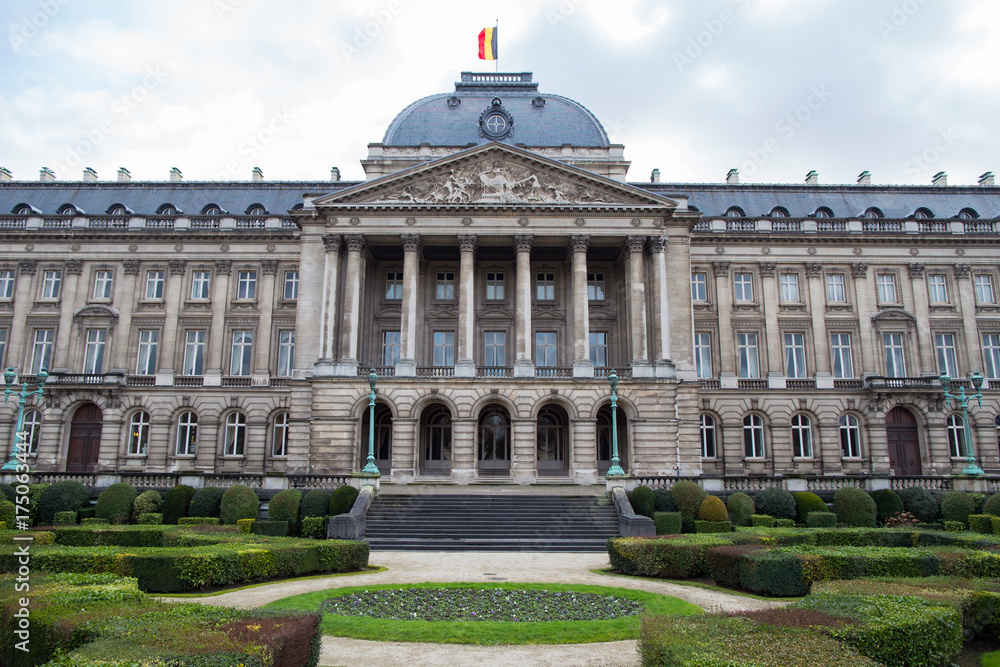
[287,474,353,490]
[724,477,783,494]
[610,474,985,497]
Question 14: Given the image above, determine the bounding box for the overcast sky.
[1,0,997,187]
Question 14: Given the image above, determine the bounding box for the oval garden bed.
[266,582,701,644]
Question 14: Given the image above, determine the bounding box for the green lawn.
[982,650,1000,666]
[265,581,701,645]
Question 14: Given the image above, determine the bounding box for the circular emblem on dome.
[479,98,513,141]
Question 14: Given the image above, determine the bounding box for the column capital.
[805,262,823,278]
[569,234,590,253]
[401,234,422,253]
[851,262,869,278]
[64,259,83,275]
[713,261,730,277]
[759,262,777,277]
[261,260,278,275]
[907,262,925,279]
[322,233,342,251]
[648,236,668,254]
[345,234,367,253]
[457,234,477,253]
[625,235,647,254]
[215,259,232,275]
[954,263,972,279]
[168,259,187,275]
[513,234,533,253]
[121,259,139,275]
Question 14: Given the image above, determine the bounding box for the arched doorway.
[478,405,511,475]
[596,403,628,476]
[421,404,452,474]
[67,403,102,473]
[886,407,921,475]
[360,403,392,475]
[537,405,568,476]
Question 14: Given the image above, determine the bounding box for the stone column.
[8,261,36,370]
[648,236,673,377]
[760,262,783,388]
[311,233,341,376]
[396,234,421,378]
[253,260,277,382]
[953,264,979,376]
[852,264,874,374]
[337,234,366,377]
[52,260,82,372]
[204,260,231,386]
[908,263,934,375]
[455,234,477,378]
[111,260,140,371]
[513,234,534,378]
[806,263,832,387]
[626,236,652,377]
[157,260,186,382]
[570,235,593,378]
[715,262,737,389]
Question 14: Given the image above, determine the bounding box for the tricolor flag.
[478,27,498,61]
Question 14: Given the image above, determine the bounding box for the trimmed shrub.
[898,486,940,524]
[776,518,796,528]
[754,487,797,521]
[727,492,754,527]
[751,514,776,528]
[944,520,965,533]
[699,495,729,522]
[833,486,877,528]
[869,489,905,525]
[808,512,838,528]
[0,522,5,531]
[671,480,708,532]
[53,510,77,525]
[37,480,92,525]
[178,516,221,526]
[138,512,163,525]
[941,491,977,527]
[607,535,733,578]
[268,489,303,536]
[220,485,260,525]
[0,483,15,503]
[653,488,677,513]
[300,489,333,520]
[302,516,329,540]
[162,484,196,524]
[83,517,108,524]
[970,514,994,534]
[0,501,15,528]
[55,525,170,547]
[252,520,290,537]
[695,520,732,533]
[188,486,226,519]
[706,544,768,590]
[27,483,49,525]
[653,512,682,535]
[982,492,1000,517]
[740,550,809,596]
[77,507,96,520]
[629,485,655,518]
[329,485,359,516]
[132,489,163,521]
[95,483,137,525]
[792,492,827,525]
[238,518,255,534]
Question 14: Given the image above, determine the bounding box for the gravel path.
[175,551,786,667]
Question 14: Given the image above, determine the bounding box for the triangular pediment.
[313,143,677,210]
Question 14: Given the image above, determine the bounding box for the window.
[784,333,807,379]
[236,271,257,299]
[127,412,150,455]
[913,208,933,219]
[283,271,299,300]
[0,270,13,299]
[863,207,884,219]
[83,331,106,375]
[176,412,197,456]
[225,412,246,456]
[136,330,159,376]
[587,272,605,301]
[726,207,745,218]
[382,331,401,367]
[432,331,454,366]
[20,410,41,454]
[975,275,996,304]
[277,331,295,377]
[145,271,164,300]
[230,331,253,376]
[92,271,113,300]
[779,274,800,302]
[884,333,906,378]
[385,272,403,300]
[700,415,716,458]
[826,274,846,303]
[246,205,267,216]
[877,274,897,303]
[589,332,607,368]
[935,333,959,378]
[814,207,834,218]
[743,415,765,458]
[694,333,712,379]
[958,208,979,220]
[737,333,760,378]
[770,207,789,218]
[840,415,861,458]
[791,415,813,458]
[536,273,555,301]
[272,412,290,457]
[734,273,754,302]
[485,272,504,300]
[183,331,206,376]
[831,333,854,379]
[536,332,557,372]
[947,415,967,458]
[984,334,1000,380]
[928,275,948,303]
[30,329,53,373]
[484,332,506,368]
[191,271,211,299]
[435,272,455,300]
[41,270,61,299]
[691,272,707,302]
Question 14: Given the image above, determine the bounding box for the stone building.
[1,72,998,488]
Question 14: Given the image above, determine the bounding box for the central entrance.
[886,407,922,475]
[537,405,569,476]
[67,403,102,473]
[478,405,511,475]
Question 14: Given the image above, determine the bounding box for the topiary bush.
[132,490,163,521]
[95,483,138,525]
[775,518,796,528]
[671,481,708,532]
[53,510,77,525]
[833,486,877,528]
[0,501,15,528]
[188,486,225,518]
[269,489,303,535]
[0,483,15,503]
[792,492,827,524]
[251,520,289,537]
[982,492,1000,517]
[869,489,905,525]
[654,512,682,535]
[36,480,92,525]
[753,487,797,521]
[694,520,732,533]
[944,520,965,533]
[329,485,359,516]
[726,492,754,527]
[629,486,655,518]
[969,514,994,534]
[220,485,260,525]
[898,486,940,524]
[751,514,775,528]
[300,489,333,520]
[161,484,195,525]
[27,483,49,525]
[302,516,329,540]
[807,511,837,528]
[940,491,977,528]
[138,513,163,525]
[698,495,729,522]
[654,488,677,513]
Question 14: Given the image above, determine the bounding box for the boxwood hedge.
[188,487,226,519]
[95,483,137,525]
[37,481,92,525]
[220,485,259,525]
[162,484,196,524]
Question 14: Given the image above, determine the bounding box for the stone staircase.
[364,494,619,552]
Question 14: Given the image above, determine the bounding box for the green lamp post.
[939,371,985,476]
[360,367,381,475]
[606,369,626,477]
[3,367,48,471]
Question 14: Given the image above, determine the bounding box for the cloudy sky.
[1,0,997,187]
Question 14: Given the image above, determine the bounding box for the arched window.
[769,207,789,218]
[946,414,966,458]
[958,208,979,220]
[156,203,178,216]
[791,415,813,458]
[840,415,861,458]
[12,204,33,216]
[743,414,765,458]
[700,414,716,458]
[176,411,197,456]
[862,207,884,219]
[245,204,268,216]
[597,404,628,475]
[478,405,511,472]
[201,204,223,216]
[106,204,130,216]
[813,207,834,218]
[57,204,80,215]
[688,205,701,213]
[19,410,41,454]
[422,405,452,472]
[272,412,289,457]
[725,206,746,218]
[912,208,934,219]
[537,405,568,475]
[225,412,246,456]
[127,411,150,455]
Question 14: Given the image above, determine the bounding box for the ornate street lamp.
[606,369,626,477]
[2,367,48,471]
[360,367,381,475]
[940,371,985,476]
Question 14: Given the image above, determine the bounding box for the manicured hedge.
[55,525,172,547]
[162,484,196,524]
[983,492,1000,517]
[653,512,682,535]
[36,481,92,525]
[695,520,732,533]
[0,483,14,503]
[268,489,302,535]
[792,492,827,524]
[179,516,221,526]
[629,485,655,518]
[898,486,939,524]
[238,518,255,534]
[299,489,333,520]
[138,512,163,525]
[670,481,707,532]
[329,485,359,517]
[220,485,260,525]
[132,489,163,520]
[833,486,877,528]
[608,535,735,578]
[653,488,677,512]
[754,488,797,521]
[727,492,754,527]
[808,512,837,528]
[751,514,776,528]
[941,491,977,527]
[188,486,226,518]
[95,483,137,525]
[301,515,329,540]
[869,489,905,525]
[251,520,289,537]
[53,511,77,525]
[0,502,14,529]
[698,495,728,522]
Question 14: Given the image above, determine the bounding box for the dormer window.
[912,208,933,219]
[725,207,746,218]
[813,207,834,218]
[201,204,223,216]
[156,204,179,216]
[958,208,979,220]
[107,204,129,216]
[769,207,789,218]
[57,204,80,215]
[246,204,267,216]
[12,204,33,216]
[862,207,884,219]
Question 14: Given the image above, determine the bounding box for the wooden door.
[886,407,921,475]
[66,404,102,473]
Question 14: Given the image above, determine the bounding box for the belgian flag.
[478,27,497,61]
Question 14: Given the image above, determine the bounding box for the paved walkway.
[181,552,785,667]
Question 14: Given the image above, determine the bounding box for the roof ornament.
[479,97,514,141]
